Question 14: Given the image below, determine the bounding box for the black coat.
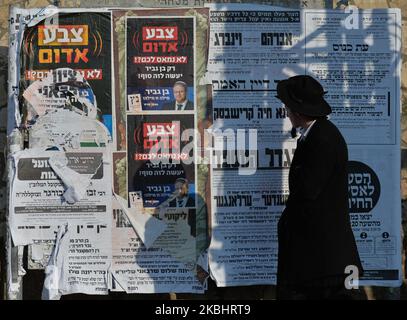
[277,118,362,287]
[168,196,195,208]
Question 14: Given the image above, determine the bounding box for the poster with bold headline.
[127,113,195,208]
[20,12,113,137]
[126,16,195,112]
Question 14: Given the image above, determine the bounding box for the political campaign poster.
[19,11,113,137]
[127,113,195,208]
[112,8,209,152]
[126,16,195,112]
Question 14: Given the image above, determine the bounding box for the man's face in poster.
[175,180,188,199]
[173,84,187,104]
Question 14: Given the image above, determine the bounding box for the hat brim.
[276,79,332,117]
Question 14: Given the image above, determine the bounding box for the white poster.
[304,9,402,287]
[111,197,206,293]
[348,146,402,286]
[207,4,302,287]
[9,148,113,297]
[304,9,400,145]
[208,5,401,287]
[9,149,112,246]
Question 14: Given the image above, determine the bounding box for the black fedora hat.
[276,75,332,117]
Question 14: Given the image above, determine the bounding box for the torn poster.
[114,193,167,249]
[41,222,112,299]
[111,196,206,293]
[28,108,112,150]
[9,148,112,246]
[19,11,113,137]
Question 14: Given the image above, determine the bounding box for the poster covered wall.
[8,5,210,296]
[6,4,402,299]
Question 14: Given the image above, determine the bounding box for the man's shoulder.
[310,119,346,146]
[314,119,342,136]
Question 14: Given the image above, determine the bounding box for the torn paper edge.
[114,193,167,249]
[41,223,68,300]
[18,5,111,28]
[7,148,108,246]
[6,234,24,300]
[48,152,102,204]
[8,6,24,133]
[7,6,112,135]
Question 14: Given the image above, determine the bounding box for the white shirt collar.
[176,100,188,111]
[298,119,317,140]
